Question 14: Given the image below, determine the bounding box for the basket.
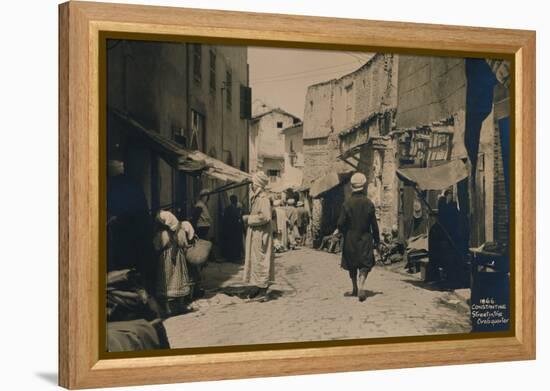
[185,237,212,265]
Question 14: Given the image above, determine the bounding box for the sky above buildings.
[248,46,374,119]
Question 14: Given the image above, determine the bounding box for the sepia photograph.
[105,39,512,353]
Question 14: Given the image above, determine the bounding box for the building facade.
[107,40,251,248]
[281,123,305,189]
[393,55,510,248]
[249,106,301,190]
[303,53,399,237]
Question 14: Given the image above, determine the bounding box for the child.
[153,211,194,317]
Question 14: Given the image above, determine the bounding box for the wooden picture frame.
[59,1,536,389]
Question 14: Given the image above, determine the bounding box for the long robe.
[275,207,289,249]
[153,228,192,299]
[243,190,274,288]
[337,191,380,272]
[285,206,299,246]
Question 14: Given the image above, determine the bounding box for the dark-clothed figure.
[336,172,380,302]
[107,160,155,291]
[429,189,465,286]
[439,190,460,243]
[222,195,244,262]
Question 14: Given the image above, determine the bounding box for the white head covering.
[350,172,367,192]
[252,171,269,189]
[156,210,179,232]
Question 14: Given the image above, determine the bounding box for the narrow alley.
[165,248,471,349]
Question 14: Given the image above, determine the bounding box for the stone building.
[106,40,251,249]
[303,53,399,238]
[281,122,305,190]
[393,55,510,248]
[249,104,302,190]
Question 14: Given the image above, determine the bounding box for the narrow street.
[165,248,471,349]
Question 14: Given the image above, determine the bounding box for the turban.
[350,172,367,192]
[252,171,269,189]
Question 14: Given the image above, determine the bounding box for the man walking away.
[336,172,380,302]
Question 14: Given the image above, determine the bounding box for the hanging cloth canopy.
[309,172,342,198]
[110,109,251,186]
[396,159,468,191]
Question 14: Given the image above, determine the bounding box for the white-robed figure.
[273,199,289,251]
[242,171,274,299]
[153,211,195,316]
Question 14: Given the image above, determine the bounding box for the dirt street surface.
[164,248,471,348]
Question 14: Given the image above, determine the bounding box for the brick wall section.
[332,54,397,135]
[396,56,466,129]
[356,139,398,234]
[303,54,397,186]
[303,139,330,184]
[303,82,334,140]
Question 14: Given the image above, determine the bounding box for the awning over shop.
[187,149,251,184]
[309,172,341,198]
[110,109,251,186]
[396,159,468,191]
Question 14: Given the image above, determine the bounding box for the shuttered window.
[240,84,251,119]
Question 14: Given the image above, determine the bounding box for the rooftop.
[251,107,302,123]
[281,122,303,132]
[307,53,381,90]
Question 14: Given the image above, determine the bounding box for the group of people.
[243,171,382,303]
[195,171,381,303]
[154,188,250,314]
[153,171,279,308]
[108,159,384,311]
[272,197,310,252]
